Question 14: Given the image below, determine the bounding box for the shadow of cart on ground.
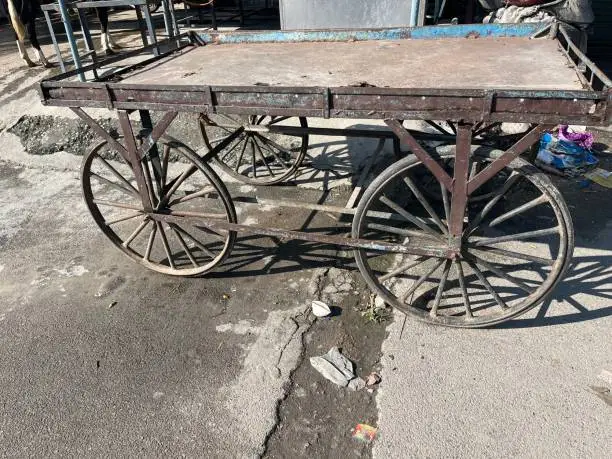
[496,253,612,328]
[205,123,612,328]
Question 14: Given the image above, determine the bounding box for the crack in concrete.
[260,312,315,459]
[259,267,334,458]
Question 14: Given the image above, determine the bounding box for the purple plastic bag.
[558,125,594,150]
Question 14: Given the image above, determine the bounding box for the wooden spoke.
[161,144,170,188]
[402,176,448,234]
[253,135,276,177]
[105,211,143,226]
[93,199,142,211]
[172,224,216,258]
[455,260,473,318]
[219,135,246,163]
[379,195,442,239]
[250,137,257,178]
[430,260,451,317]
[488,194,548,228]
[156,222,175,269]
[467,253,535,294]
[161,166,195,206]
[255,132,294,156]
[144,222,157,261]
[465,172,521,234]
[367,222,416,238]
[254,135,291,170]
[122,218,150,247]
[142,157,159,207]
[470,226,560,247]
[170,224,199,267]
[148,151,165,198]
[466,259,508,310]
[379,257,427,282]
[168,186,216,207]
[425,119,453,136]
[400,258,445,303]
[234,137,249,172]
[467,244,554,266]
[268,116,292,125]
[366,222,442,240]
[90,172,138,198]
[96,155,139,195]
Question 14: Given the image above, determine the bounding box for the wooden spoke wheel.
[199,114,308,185]
[81,135,236,276]
[352,149,574,328]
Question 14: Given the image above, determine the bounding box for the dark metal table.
[39,23,612,327]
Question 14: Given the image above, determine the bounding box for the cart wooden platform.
[39,23,612,327]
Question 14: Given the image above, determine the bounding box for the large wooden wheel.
[81,135,236,276]
[199,114,309,185]
[352,149,574,327]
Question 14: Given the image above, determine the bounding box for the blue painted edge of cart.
[197,23,544,45]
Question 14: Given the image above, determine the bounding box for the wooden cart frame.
[39,23,612,327]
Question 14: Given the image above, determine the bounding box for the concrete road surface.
[1,21,611,458]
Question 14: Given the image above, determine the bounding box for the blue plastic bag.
[536,132,598,177]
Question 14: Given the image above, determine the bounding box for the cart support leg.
[449,123,472,241]
[118,110,154,212]
[139,110,165,195]
[385,119,453,191]
[466,124,552,195]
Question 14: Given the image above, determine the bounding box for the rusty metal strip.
[136,111,178,160]
[385,119,453,191]
[449,124,473,238]
[323,87,331,119]
[148,212,450,258]
[481,91,495,122]
[69,107,130,162]
[117,111,153,211]
[467,124,552,195]
[102,84,114,109]
[205,86,215,114]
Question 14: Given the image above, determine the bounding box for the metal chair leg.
[43,9,65,72]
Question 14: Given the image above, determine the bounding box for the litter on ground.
[310,347,358,388]
[352,423,378,443]
[584,168,612,189]
[311,300,332,317]
[536,130,598,177]
[366,372,382,387]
